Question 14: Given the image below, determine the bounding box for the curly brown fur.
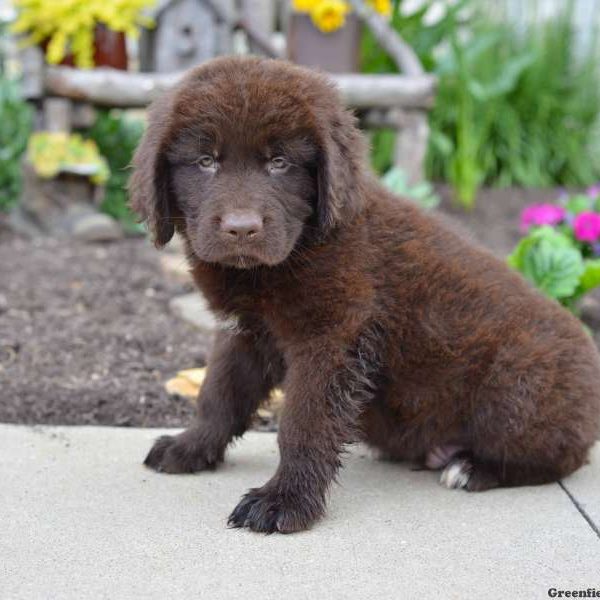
[130,56,600,534]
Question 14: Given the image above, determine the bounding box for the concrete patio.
[1,424,598,599]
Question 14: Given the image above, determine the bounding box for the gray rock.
[169,292,217,333]
[6,205,42,238]
[71,213,122,242]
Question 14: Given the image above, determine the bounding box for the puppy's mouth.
[219,254,264,269]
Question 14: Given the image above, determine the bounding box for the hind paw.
[440,457,500,492]
[440,457,473,489]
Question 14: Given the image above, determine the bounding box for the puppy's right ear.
[128,91,176,248]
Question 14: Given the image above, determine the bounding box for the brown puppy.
[130,56,600,533]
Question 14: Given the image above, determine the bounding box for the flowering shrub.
[508,187,600,310]
[12,0,155,68]
[292,0,391,34]
[27,132,109,185]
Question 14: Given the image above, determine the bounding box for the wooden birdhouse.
[139,0,234,73]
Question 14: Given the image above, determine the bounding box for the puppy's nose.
[220,210,264,240]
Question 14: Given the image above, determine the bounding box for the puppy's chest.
[230,284,331,340]
[205,280,353,343]
[194,262,376,344]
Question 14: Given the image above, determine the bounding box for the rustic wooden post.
[240,0,277,55]
[19,45,44,100]
[394,111,429,184]
[346,0,424,76]
[42,98,73,132]
[346,0,432,184]
[71,103,96,129]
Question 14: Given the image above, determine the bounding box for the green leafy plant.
[84,109,144,231]
[428,24,536,208]
[0,77,33,211]
[362,1,600,209]
[381,166,439,209]
[430,4,600,208]
[508,187,600,310]
[508,226,585,302]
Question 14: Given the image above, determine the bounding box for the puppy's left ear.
[316,108,367,237]
[128,90,177,248]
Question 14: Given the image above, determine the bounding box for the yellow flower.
[292,0,320,12]
[367,0,392,17]
[310,0,349,34]
[28,132,110,183]
[12,0,156,69]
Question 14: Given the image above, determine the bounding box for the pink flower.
[520,203,566,232]
[573,212,600,243]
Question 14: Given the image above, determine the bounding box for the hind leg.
[437,396,592,492]
[443,338,600,492]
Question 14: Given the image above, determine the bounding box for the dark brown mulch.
[1,186,599,427]
[0,234,207,426]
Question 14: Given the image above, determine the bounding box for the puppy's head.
[129,57,367,268]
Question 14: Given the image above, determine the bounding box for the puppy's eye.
[197,155,216,170]
[268,156,289,173]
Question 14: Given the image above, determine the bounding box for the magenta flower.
[573,212,600,243]
[520,203,566,232]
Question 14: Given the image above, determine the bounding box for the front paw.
[227,485,324,534]
[143,429,223,474]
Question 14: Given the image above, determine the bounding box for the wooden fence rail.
[42,66,437,110]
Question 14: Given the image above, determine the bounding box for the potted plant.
[508,187,600,313]
[288,0,391,73]
[12,0,155,70]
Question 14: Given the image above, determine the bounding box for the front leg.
[228,332,379,533]
[144,323,283,474]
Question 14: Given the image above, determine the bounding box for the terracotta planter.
[41,24,128,70]
[93,25,128,70]
[287,13,361,73]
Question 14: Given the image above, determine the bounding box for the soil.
[2,186,599,427]
[0,231,207,426]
